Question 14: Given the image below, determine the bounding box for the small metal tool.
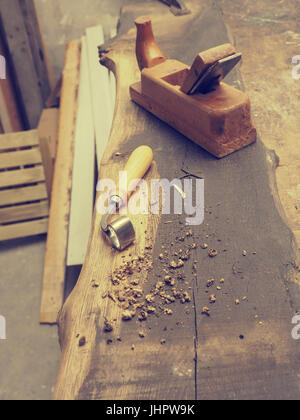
[159,0,191,16]
[101,146,153,251]
[188,53,242,95]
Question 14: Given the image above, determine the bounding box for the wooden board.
[19,0,54,99]
[67,37,95,267]
[0,130,39,151]
[0,166,45,188]
[54,0,300,400]
[40,41,81,325]
[38,108,59,201]
[0,129,49,241]
[85,26,116,168]
[0,218,48,241]
[0,184,47,207]
[0,0,51,128]
[0,201,48,223]
[38,109,59,161]
[0,148,42,169]
[0,31,23,132]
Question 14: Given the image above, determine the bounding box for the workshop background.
[0,0,299,400]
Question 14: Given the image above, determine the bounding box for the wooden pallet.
[0,130,49,241]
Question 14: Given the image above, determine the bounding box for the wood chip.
[208,249,218,258]
[122,310,135,321]
[202,307,210,317]
[209,294,216,304]
[207,279,215,288]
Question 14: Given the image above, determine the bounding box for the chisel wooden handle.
[118,146,153,203]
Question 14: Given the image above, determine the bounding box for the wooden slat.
[86,26,115,167]
[40,41,81,325]
[0,148,42,169]
[54,0,300,401]
[0,130,39,151]
[0,201,48,224]
[0,0,48,128]
[0,184,47,206]
[0,166,45,188]
[67,37,95,267]
[45,77,62,109]
[0,218,48,241]
[38,109,59,201]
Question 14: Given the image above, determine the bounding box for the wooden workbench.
[54,0,300,400]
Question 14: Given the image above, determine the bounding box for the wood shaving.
[202,307,210,317]
[104,319,114,333]
[209,294,217,304]
[207,279,215,288]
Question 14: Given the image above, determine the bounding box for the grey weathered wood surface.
[55,0,300,400]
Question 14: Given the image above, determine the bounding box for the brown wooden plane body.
[130,17,256,158]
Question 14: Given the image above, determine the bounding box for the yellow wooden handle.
[121,145,153,201]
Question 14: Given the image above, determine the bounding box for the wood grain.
[86,25,116,167]
[40,41,81,325]
[0,130,39,151]
[0,148,42,170]
[0,166,45,188]
[54,0,203,401]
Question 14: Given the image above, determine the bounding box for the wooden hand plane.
[130,17,257,158]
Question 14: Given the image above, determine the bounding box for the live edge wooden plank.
[0,218,48,241]
[40,40,81,325]
[0,32,23,133]
[54,0,300,401]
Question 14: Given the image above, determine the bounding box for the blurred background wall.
[35,0,122,82]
